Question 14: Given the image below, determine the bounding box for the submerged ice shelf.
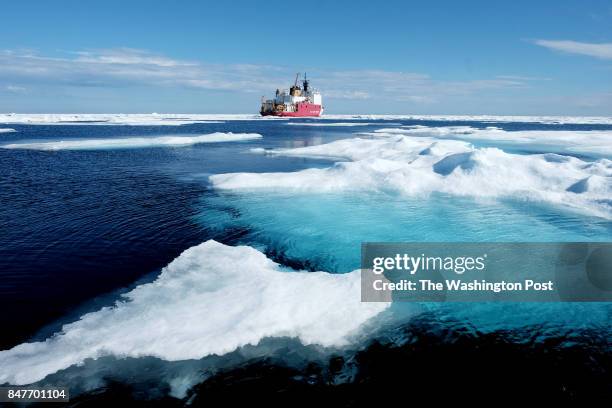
[198,191,611,274]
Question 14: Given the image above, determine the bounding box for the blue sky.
[1,0,611,115]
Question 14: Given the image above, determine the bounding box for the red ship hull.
[261,102,322,117]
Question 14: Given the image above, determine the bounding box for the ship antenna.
[294,73,300,87]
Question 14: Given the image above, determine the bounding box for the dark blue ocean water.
[1,118,611,353]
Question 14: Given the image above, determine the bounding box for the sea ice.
[1,132,262,150]
[0,241,388,385]
[211,134,612,219]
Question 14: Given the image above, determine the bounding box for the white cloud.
[6,85,27,93]
[394,95,436,104]
[316,70,529,101]
[326,90,371,99]
[572,92,612,109]
[73,48,197,67]
[0,49,280,92]
[534,39,612,60]
[0,48,546,107]
[496,75,551,81]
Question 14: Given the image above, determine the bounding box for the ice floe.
[1,132,262,150]
[286,122,375,127]
[0,113,281,126]
[0,240,388,385]
[2,113,612,125]
[212,134,612,219]
[365,126,612,157]
[320,114,612,125]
